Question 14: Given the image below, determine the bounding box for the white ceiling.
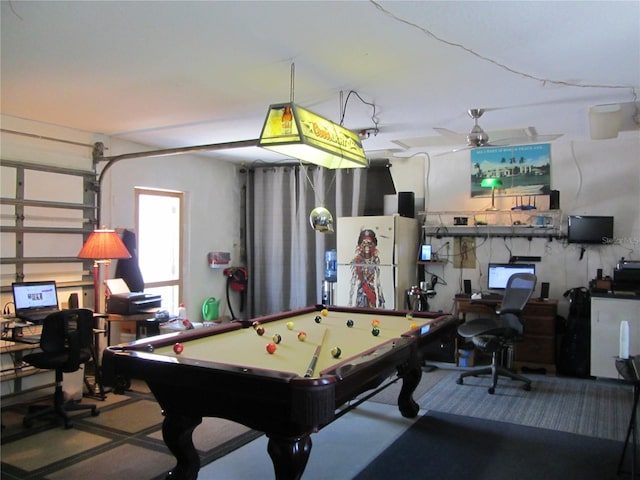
[2,1,639,163]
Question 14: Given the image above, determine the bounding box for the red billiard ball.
[371,319,380,328]
[266,343,277,354]
[173,342,184,354]
[298,331,307,342]
[256,327,265,336]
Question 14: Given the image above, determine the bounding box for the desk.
[104,312,162,345]
[103,305,456,480]
[454,297,558,374]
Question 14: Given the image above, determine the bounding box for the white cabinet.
[590,296,640,379]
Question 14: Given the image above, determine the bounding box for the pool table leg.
[267,434,312,480]
[397,364,421,418]
[162,414,203,480]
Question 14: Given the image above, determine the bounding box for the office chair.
[456,273,537,394]
[23,308,100,428]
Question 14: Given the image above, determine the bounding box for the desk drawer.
[515,337,555,364]
[524,316,555,336]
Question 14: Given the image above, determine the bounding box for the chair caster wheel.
[488,387,495,394]
[456,378,463,385]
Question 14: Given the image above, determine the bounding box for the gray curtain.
[246,165,366,317]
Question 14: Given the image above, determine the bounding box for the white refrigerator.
[335,215,419,310]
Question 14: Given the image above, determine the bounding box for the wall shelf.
[421,210,563,239]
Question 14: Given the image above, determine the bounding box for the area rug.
[353,411,625,480]
[417,371,633,441]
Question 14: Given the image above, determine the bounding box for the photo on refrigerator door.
[347,229,387,308]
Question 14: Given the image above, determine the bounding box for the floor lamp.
[77,228,131,397]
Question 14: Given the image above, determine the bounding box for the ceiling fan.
[432,108,563,156]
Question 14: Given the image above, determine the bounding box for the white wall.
[389,137,640,316]
[100,137,243,320]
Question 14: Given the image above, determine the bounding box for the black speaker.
[68,293,79,309]
[398,192,415,218]
[549,190,560,210]
[540,282,550,300]
[463,279,472,295]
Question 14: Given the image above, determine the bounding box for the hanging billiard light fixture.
[258,102,368,169]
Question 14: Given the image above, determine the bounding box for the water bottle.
[324,249,337,282]
[177,303,187,319]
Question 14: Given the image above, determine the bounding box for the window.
[135,188,183,315]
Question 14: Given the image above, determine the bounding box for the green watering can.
[202,297,220,321]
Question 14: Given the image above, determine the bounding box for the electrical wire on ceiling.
[339,90,380,137]
[369,0,639,125]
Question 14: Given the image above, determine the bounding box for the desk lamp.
[480,178,503,211]
[78,228,131,313]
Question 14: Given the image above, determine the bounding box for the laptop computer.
[12,281,61,324]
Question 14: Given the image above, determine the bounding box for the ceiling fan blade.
[433,127,466,139]
[433,145,474,157]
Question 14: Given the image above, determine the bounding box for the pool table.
[102,305,456,480]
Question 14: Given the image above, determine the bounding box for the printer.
[106,292,162,315]
[613,258,640,294]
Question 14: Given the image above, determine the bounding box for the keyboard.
[482,293,503,300]
[16,309,60,324]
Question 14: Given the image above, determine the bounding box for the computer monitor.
[418,244,432,261]
[487,263,536,290]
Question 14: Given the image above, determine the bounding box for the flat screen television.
[567,215,614,244]
[487,263,536,290]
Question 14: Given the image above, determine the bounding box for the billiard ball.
[272,333,282,344]
[182,319,194,330]
[331,346,342,358]
[371,319,380,327]
[266,343,277,354]
[287,321,295,330]
[321,308,329,316]
[346,319,354,328]
[410,322,418,330]
[173,342,184,354]
[252,321,261,330]
[371,327,380,336]
[297,331,307,341]
[145,344,154,352]
[314,315,322,323]
[256,327,265,336]
[406,313,413,321]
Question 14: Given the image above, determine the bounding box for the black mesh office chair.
[23,308,100,428]
[456,273,537,394]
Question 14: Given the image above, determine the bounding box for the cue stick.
[304,328,329,378]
